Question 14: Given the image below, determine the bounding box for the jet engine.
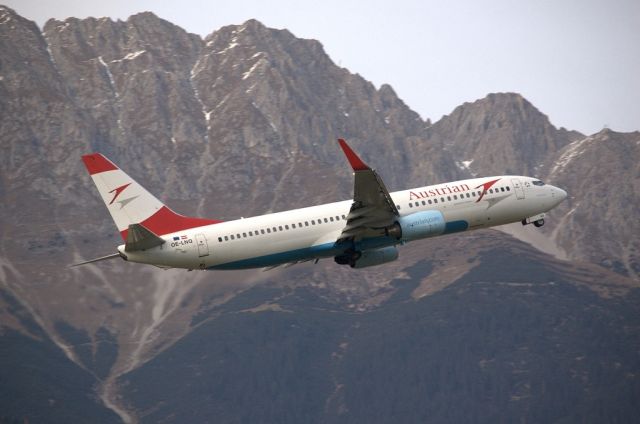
[385,210,446,242]
[351,246,399,269]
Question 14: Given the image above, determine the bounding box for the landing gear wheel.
[533,219,545,228]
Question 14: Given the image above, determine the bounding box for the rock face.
[0,6,638,423]
[545,129,640,278]
[427,92,582,178]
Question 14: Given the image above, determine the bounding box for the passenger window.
[447,196,452,201]
[506,186,510,191]
[434,199,438,204]
[248,231,253,236]
[272,227,277,232]
[500,187,504,192]
[218,237,222,242]
[421,200,425,206]
[224,236,229,241]
[237,234,241,238]
[230,235,235,240]
[305,221,309,226]
[311,220,315,225]
[261,229,265,234]
[335,216,340,221]
[472,191,476,197]
[428,199,432,204]
[267,228,271,233]
[466,193,470,198]
[441,197,445,203]
[278,226,283,231]
[330,217,334,222]
[243,232,247,238]
[409,203,413,208]
[324,218,328,223]
[453,195,457,200]
[292,223,296,229]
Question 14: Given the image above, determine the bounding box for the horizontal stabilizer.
[125,223,165,252]
[70,252,122,267]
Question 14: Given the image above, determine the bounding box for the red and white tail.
[81,153,221,240]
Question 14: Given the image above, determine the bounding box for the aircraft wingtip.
[337,139,369,171]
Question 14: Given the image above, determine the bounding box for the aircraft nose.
[554,187,567,203]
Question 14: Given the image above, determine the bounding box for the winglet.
[338,139,370,171]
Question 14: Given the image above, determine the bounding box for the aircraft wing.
[337,139,399,242]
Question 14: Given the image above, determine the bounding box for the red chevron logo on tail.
[108,183,131,205]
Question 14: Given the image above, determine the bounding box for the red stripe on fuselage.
[82,153,118,175]
[119,206,222,240]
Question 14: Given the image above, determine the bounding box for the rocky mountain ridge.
[428,92,583,177]
[1,6,638,423]
[545,129,640,278]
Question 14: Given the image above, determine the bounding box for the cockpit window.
[532,180,545,186]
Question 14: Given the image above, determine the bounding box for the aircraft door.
[511,179,525,200]
[195,234,209,257]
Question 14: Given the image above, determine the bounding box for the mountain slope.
[545,129,640,278]
[118,237,640,423]
[0,288,120,423]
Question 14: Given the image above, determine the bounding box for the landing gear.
[522,213,546,228]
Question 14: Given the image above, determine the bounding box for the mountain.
[544,129,640,279]
[426,92,583,178]
[0,6,638,423]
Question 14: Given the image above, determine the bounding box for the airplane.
[74,139,567,270]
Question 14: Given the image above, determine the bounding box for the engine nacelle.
[352,246,399,269]
[387,210,446,242]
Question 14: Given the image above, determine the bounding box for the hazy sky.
[6,0,639,134]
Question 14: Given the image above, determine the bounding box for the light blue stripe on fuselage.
[209,241,342,270]
[443,220,469,234]
[209,220,469,270]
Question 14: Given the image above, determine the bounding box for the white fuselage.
[119,175,566,270]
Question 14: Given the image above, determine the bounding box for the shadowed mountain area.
[0,6,638,423]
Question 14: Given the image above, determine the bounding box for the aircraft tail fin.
[81,153,221,240]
